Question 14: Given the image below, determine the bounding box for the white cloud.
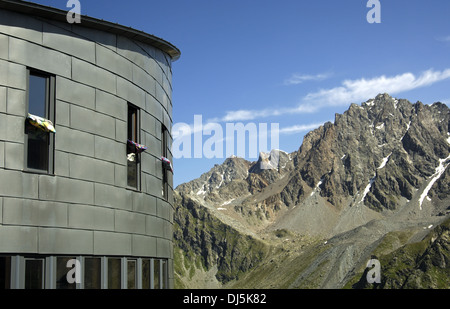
[301,68,450,107]
[218,108,281,122]
[210,106,292,123]
[284,72,332,85]
[436,35,450,42]
[210,102,321,123]
[204,68,450,124]
[278,122,328,135]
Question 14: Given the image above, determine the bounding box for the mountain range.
[173,93,450,289]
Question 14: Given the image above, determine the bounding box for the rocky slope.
[173,93,450,289]
[348,217,450,289]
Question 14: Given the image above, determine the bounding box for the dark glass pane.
[161,127,168,199]
[154,259,160,289]
[127,106,137,142]
[127,105,139,188]
[142,259,150,289]
[127,260,136,289]
[161,127,167,157]
[25,259,44,289]
[108,258,121,289]
[56,257,77,289]
[161,260,167,289]
[85,258,101,289]
[29,74,47,118]
[27,128,49,171]
[0,257,11,289]
[27,72,50,172]
[127,159,137,188]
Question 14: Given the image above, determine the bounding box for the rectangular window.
[24,258,45,289]
[161,126,169,200]
[142,259,151,289]
[25,70,55,173]
[108,258,121,289]
[0,257,11,289]
[56,256,77,289]
[161,259,168,289]
[85,257,101,289]
[127,104,140,189]
[127,259,137,289]
[153,259,160,289]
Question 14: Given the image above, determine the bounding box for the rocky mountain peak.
[294,93,449,212]
[174,94,450,289]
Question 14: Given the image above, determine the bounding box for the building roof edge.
[0,0,181,61]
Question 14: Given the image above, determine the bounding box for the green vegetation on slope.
[346,218,450,289]
[173,192,269,288]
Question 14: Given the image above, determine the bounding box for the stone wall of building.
[0,3,177,289]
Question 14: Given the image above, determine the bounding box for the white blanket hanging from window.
[27,113,56,133]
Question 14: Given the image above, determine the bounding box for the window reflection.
[56,257,77,289]
[108,258,121,289]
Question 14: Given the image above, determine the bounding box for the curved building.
[0,0,180,289]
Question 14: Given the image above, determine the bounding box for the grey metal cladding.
[0,0,178,273]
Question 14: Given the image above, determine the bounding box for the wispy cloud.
[300,68,450,108]
[278,122,328,135]
[209,104,316,123]
[436,35,450,42]
[213,68,450,122]
[284,72,332,86]
[211,108,283,122]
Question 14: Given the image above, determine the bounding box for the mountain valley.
[173,93,450,289]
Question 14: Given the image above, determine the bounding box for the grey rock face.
[292,93,449,212]
[174,94,450,288]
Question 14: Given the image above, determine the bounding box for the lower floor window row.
[0,255,168,289]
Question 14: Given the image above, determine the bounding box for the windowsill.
[126,186,141,193]
[23,168,54,176]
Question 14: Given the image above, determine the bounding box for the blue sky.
[33,0,450,186]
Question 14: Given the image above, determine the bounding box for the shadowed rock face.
[295,93,449,212]
[174,94,450,289]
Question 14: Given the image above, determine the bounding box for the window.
[161,259,168,289]
[142,259,151,289]
[161,126,169,200]
[108,258,121,289]
[85,258,101,289]
[0,257,11,289]
[127,259,137,289]
[2,255,169,289]
[24,258,45,289]
[127,104,140,189]
[25,70,55,173]
[154,259,160,289]
[56,256,77,289]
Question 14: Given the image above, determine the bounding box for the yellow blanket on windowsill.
[27,113,56,133]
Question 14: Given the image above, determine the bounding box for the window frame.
[24,257,45,289]
[3,255,169,289]
[126,258,137,289]
[126,103,141,190]
[24,69,55,174]
[161,125,169,200]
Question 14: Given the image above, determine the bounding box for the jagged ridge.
[174,93,450,289]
